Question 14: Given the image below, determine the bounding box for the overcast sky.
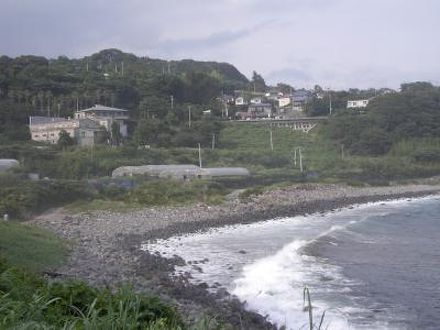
[1,0,439,89]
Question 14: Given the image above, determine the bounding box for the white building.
[29,117,78,144]
[29,116,106,146]
[278,97,291,108]
[235,97,247,106]
[250,97,262,104]
[347,99,370,109]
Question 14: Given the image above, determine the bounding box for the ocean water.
[142,195,440,329]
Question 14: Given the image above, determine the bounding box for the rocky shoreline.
[31,183,440,329]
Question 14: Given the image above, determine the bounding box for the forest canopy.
[322,82,440,155]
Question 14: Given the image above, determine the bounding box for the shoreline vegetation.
[1,51,439,328]
[26,182,440,329]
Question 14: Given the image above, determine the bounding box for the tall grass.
[303,287,326,330]
[0,259,184,329]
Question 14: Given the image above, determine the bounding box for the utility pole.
[328,88,333,115]
[188,106,192,128]
[341,144,345,160]
[211,134,215,150]
[294,147,304,172]
[198,143,202,168]
[269,126,274,151]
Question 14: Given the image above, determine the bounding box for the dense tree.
[277,83,294,95]
[0,100,31,142]
[250,71,267,93]
[57,129,75,150]
[0,49,250,139]
[322,82,440,155]
[110,121,122,146]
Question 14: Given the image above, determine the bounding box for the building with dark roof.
[74,104,129,137]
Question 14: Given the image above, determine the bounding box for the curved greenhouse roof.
[0,159,19,172]
[200,167,250,177]
[112,165,250,179]
[112,165,200,178]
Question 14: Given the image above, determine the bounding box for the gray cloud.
[1,0,439,88]
[266,68,314,87]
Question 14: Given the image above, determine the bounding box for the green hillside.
[0,49,249,142]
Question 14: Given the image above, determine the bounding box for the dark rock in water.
[320,275,334,282]
[216,287,229,298]
[192,265,203,273]
[238,250,247,254]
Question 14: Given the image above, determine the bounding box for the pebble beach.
[31,183,440,329]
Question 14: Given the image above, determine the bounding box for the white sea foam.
[142,195,439,329]
[231,239,352,329]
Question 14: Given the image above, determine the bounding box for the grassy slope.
[210,122,342,175]
[213,122,440,182]
[0,221,67,273]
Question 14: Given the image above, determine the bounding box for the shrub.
[0,261,184,329]
[0,177,92,219]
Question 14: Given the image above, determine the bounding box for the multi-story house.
[74,104,129,137]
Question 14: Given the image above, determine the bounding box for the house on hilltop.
[236,103,272,120]
[347,99,370,109]
[291,90,311,111]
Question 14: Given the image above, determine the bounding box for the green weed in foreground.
[0,221,67,273]
[302,287,326,330]
[0,259,184,329]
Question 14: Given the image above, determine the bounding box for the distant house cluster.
[232,89,312,120]
[346,99,370,109]
[29,104,130,145]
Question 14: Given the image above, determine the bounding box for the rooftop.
[29,116,69,125]
[77,104,129,113]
